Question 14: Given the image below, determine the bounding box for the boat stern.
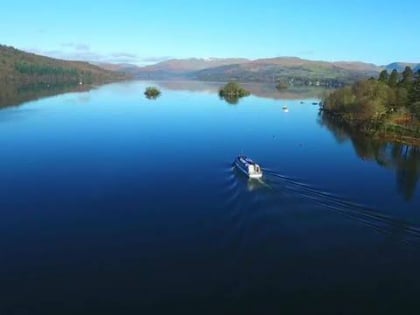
[248,164,263,179]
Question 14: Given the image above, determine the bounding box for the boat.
[234,155,263,179]
[282,106,289,112]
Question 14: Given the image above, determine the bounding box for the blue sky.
[1,0,419,65]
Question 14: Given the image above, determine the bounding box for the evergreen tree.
[388,69,399,87]
[410,70,420,103]
[400,66,414,87]
[378,69,389,82]
[409,73,420,118]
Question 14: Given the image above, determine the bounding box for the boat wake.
[223,164,420,248]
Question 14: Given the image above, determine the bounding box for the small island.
[219,81,250,98]
[144,86,161,99]
[322,66,420,144]
[275,81,289,90]
[219,82,250,104]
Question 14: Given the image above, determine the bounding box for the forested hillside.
[323,66,420,142]
[0,45,126,87]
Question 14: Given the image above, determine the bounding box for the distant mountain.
[92,56,420,86]
[134,58,249,79]
[132,57,386,86]
[332,61,380,73]
[192,57,383,85]
[384,62,420,72]
[91,62,142,76]
[0,44,127,88]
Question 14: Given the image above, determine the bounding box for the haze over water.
[0,81,419,314]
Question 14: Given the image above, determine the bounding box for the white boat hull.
[234,156,263,179]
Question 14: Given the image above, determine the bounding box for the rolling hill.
[385,62,420,72]
[131,57,420,86]
[0,44,127,87]
[91,62,142,77]
[134,58,249,79]
[191,57,381,86]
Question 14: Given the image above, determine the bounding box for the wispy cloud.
[108,52,141,64]
[60,42,90,51]
[28,48,131,64]
[140,56,172,63]
[28,48,101,62]
[26,45,170,66]
[111,52,138,58]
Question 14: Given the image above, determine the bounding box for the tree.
[409,70,420,118]
[219,82,250,97]
[400,66,414,88]
[378,69,389,82]
[409,70,420,103]
[144,86,161,99]
[388,69,399,87]
[410,101,420,120]
[323,68,420,140]
[395,87,409,108]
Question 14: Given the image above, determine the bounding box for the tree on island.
[219,82,250,104]
[219,82,251,105]
[219,82,250,97]
[144,86,161,99]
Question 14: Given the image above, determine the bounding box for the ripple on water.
[223,166,420,250]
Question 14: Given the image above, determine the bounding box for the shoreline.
[321,109,420,146]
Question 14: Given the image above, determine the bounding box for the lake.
[1,80,419,314]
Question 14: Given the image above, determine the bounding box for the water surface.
[0,81,419,314]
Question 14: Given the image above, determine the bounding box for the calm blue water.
[1,81,420,314]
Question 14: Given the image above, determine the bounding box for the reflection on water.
[0,80,419,313]
[231,166,271,191]
[0,79,326,109]
[319,111,420,200]
[0,81,95,109]
[145,94,161,100]
[220,95,241,105]
[156,80,327,101]
[0,81,325,109]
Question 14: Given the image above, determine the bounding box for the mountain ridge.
[134,58,250,77]
[3,44,418,86]
[128,56,420,85]
[384,62,420,72]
